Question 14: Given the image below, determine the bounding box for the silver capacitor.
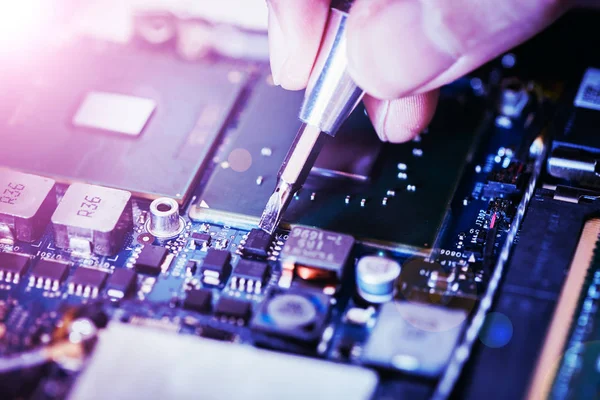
[146,197,185,239]
[356,256,401,303]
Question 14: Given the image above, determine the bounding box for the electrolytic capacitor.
[356,256,401,303]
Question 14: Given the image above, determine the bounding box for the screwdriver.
[258,0,363,234]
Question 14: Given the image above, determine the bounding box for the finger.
[346,0,572,99]
[363,90,439,143]
[266,0,331,90]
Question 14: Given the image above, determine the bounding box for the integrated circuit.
[239,229,273,258]
[0,37,246,203]
[215,297,252,325]
[68,267,108,298]
[0,169,56,243]
[201,249,232,286]
[135,245,168,276]
[52,183,132,256]
[230,259,269,294]
[183,288,213,314]
[105,268,137,300]
[0,252,30,284]
[29,259,70,291]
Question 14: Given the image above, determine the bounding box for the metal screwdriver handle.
[300,5,364,135]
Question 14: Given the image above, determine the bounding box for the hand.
[266,0,578,142]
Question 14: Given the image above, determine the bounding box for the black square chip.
[68,267,108,297]
[135,245,168,275]
[183,288,213,313]
[241,229,272,258]
[215,297,252,323]
[234,260,269,282]
[106,268,137,299]
[0,253,30,283]
[191,232,211,247]
[30,259,70,291]
[201,249,232,277]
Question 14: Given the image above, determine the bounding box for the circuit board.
[0,8,599,400]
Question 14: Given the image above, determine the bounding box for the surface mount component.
[146,197,185,239]
[215,297,252,324]
[0,38,246,203]
[231,259,269,293]
[251,291,330,343]
[51,183,132,256]
[68,267,108,298]
[356,255,401,303]
[29,259,71,292]
[281,226,354,279]
[68,322,378,400]
[135,245,168,276]
[201,249,232,286]
[362,301,467,378]
[0,169,56,243]
[183,288,212,313]
[548,66,600,188]
[105,268,137,300]
[240,228,273,258]
[0,252,30,284]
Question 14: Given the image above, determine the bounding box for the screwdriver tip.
[258,180,296,235]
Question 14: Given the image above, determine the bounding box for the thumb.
[346,0,572,99]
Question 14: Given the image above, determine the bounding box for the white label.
[574,67,600,111]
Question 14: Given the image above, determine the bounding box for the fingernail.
[267,3,288,86]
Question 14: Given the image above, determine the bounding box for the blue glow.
[479,312,513,348]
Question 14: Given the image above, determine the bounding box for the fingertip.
[267,0,331,90]
[364,91,439,143]
[347,0,456,99]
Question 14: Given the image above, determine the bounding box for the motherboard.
[0,8,599,400]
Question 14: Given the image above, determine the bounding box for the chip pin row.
[0,271,19,284]
[29,276,60,291]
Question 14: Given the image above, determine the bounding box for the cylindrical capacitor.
[147,197,184,239]
[356,256,401,303]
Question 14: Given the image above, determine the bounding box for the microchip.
[0,252,30,283]
[135,245,168,275]
[231,259,269,294]
[215,297,252,324]
[29,259,70,291]
[0,169,56,243]
[282,226,354,278]
[0,38,246,203]
[51,183,132,256]
[68,267,108,298]
[240,229,272,258]
[361,302,467,378]
[251,291,330,343]
[106,268,137,299]
[183,288,212,314]
[191,232,211,247]
[201,249,231,285]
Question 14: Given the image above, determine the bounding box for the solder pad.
[0,38,246,203]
